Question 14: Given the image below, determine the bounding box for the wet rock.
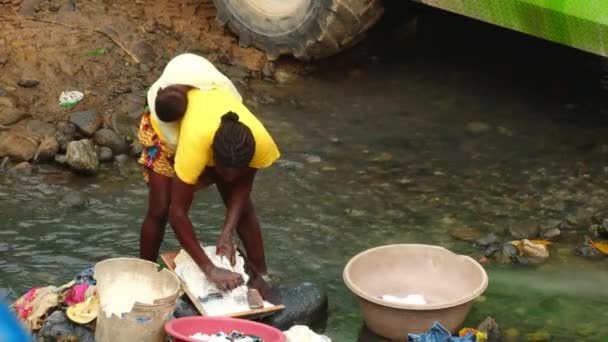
[371,152,392,162]
[111,112,138,142]
[274,69,294,84]
[558,219,575,231]
[59,191,88,209]
[26,119,56,138]
[262,62,275,79]
[575,245,603,258]
[18,0,43,15]
[482,243,503,257]
[477,316,501,342]
[540,228,561,240]
[599,219,608,238]
[511,254,529,264]
[58,121,77,136]
[69,111,101,137]
[497,126,513,137]
[173,296,199,318]
[538,219,561,232]
[130,40,157,64]
[93,128,129,154]
[575,322,595,337]
[17,79,40,88]
[449,226,482,241]
[501,243,519,258]
[37,310,94,342]
[509,223,539,240]
[346,209,366,218]
[521,239,549,259]
[475,233,498,247]
[261,282,328,330]
[131,141,143,156]
[588,224,600,238]
[305,154,322,163]
[564,213,580,227]
[98,146,113,162]
[8,162,33,176]
[251,94,277,105]
[221,64,251,79]
[114,154,129,164]
[55,122,77,152]
[35,136,60,162]
[466,122,492,134]
[591,210,607,224]
[0,132,38,161]
[276,159,304,170]
[571,134,597,150]
[66,139,99,174]
[503,328,520,342]
[54,154,67,165]
[0,156,9,171]
[575,237,605,259]
[525,330,550,341]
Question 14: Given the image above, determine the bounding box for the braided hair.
[212,112,255,168]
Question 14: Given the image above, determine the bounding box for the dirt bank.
[0,0,291,172]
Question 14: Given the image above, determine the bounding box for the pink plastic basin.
[165,317,286,342]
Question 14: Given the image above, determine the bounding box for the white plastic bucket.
[94,258,181,342]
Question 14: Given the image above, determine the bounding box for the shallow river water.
[2,5,608,341]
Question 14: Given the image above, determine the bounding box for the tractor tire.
[213,0,384,61]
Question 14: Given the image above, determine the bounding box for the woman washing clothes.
[137,54,280,294]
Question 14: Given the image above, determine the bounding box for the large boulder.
[173,282,328,331]
[69,111,101,137]
[66,139,99,174]
[37,311,95,342]
[262,282,328,330]
[93,128,129,154]
[0,132,38,161]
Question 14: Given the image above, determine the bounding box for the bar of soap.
[247,288,264,309]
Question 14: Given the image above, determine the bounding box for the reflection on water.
[2,4,608,341]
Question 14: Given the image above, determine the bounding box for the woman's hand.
[216,235,236,266]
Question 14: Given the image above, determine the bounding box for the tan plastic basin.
[343,244,488,340]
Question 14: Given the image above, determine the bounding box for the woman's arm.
[169,177,244,290]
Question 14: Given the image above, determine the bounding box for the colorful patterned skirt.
[137,111,176,183]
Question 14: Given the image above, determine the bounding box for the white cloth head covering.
[147,53,242,148]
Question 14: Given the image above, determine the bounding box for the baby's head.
[155,85,192,122]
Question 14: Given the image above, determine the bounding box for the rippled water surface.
[3,6,608,341]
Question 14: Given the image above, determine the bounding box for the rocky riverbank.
[0,0,306,175]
